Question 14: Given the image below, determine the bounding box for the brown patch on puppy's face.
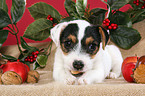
[84,37,99,59]
[68,35,77,43]
[85,37,94,45]
[60,23,78,55]
[81,26,101,59]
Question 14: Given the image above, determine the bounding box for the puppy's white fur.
[51,20,123,85]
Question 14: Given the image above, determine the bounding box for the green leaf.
[36,55,48,68]
[76,0,87,16]
[64,0,80,18]
[108,0,130,10]
[89,8,107,25]
[11,0,25,24]
[60,17,79,23]
[0,8,11,28]
[2,54,17,61]
[110,26,141,49]
[23,18,52,41]
[109,11,132,27]
[28,2,61,21]
[33,62,40,70]
[0,0,8,12]
[0,30,8,48]
[20,37,34,50]
[130,10,145,24]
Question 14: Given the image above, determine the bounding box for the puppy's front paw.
[64,76,76,85]
[78,76,91,85]
[107,72,118,79]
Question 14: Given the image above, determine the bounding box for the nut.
[1,71,22,85]
[0,73,2,84]
[26,70,40,83]
[133,64,145,83]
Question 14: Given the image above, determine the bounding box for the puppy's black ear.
[98,26,109,50]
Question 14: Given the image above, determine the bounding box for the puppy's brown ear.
[50,22,68,46]
[98,27,109,50]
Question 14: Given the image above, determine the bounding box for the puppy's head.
[51,20,109,76]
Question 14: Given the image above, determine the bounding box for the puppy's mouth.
[70,70,84,77]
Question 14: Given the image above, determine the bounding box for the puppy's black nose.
[73,60,84,70]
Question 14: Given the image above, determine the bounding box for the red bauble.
[0,62,29,83]
[122,62,136,82]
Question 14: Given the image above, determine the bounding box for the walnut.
[1,71,22,85]
[0,73,2,84]
[26,70,40,83]
[133,64,145,83]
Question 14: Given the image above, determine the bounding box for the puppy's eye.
[64,40,72,48]
[88,43,97,51]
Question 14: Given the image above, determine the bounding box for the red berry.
[32,52,36,55]
[133,1,136,4]
[33,55,37,58]
[103,20,106,24]
[30,59,34,63]
[49,17,54,21]
[30,56,33,59]
[141,6,145,9]
[105,19,110,23]
[105,23,110,26]
[114,24,118,27]
[136,0,139,2]
[53,23,57,27]
[33,58,36,61]
[17,59,20,62]
[113,26,117,30]
[47,15,51,19]
[25,58,28,62]
[108,26,112,30]
[28,59,31,62]
[35,51,39,54]
[136,3,139,6]
[27,56,30,59]
[111,23,115,27]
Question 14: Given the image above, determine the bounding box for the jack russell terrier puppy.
[50,20,123,85]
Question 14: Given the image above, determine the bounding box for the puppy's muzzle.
[73,60,84,70]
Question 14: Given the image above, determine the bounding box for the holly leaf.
[60,17,79,23]
[36,55,48,68]
[89,8,107,25]
[107,0,130,10]
[0,0,8,12]
[11,0,25,24]
[76,0,87,17]
[0,30,8,48]
[0,8,11,28]
[130,10,145,24]
[23,18,52,41]
[2,54,17,61]
[33,62,40,70]
[28,2,61,22]
[110,26,141,49]
[109,11,132,27]
[64,0,80,18]
[20,37,35,50]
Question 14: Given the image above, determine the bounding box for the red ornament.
[0,62,29,82]
[122,62,136,82]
